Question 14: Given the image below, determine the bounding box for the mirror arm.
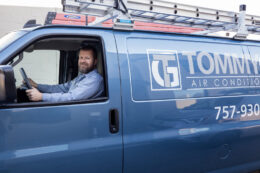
[11,53,24,67]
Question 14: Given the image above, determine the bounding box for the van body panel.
[115,31,260,173]
[0,28,122,173]
[1,25,260,172]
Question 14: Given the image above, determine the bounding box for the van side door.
[0,27,122,173]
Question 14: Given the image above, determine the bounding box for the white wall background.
[13,50,60,86]
[0,0,259,15]
[0,5,62,85]
[0,5,61,37]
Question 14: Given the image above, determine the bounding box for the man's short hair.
[79,45,97,60]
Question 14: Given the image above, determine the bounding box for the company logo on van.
[147,49,260,91]
[64,15,81,20]
[147,50,182,90]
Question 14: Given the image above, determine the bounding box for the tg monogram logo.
[148,50,182,90]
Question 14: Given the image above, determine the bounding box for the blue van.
[1,8,260,173]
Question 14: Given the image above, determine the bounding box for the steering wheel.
[19,68,32,89]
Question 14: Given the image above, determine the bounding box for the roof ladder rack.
[234,5,248,39]
[62,0,260,39]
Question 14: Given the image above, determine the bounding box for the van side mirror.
[0,65,16,103]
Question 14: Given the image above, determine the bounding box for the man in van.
[25,45,104,102]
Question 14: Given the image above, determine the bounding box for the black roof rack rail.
[23,19,41,28]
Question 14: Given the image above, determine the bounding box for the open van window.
[6,36,107,106]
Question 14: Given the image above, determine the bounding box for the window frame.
[1,34,109,108]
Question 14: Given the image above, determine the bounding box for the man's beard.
[79,64,95,74]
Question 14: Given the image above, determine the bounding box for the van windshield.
[0,31,26,52]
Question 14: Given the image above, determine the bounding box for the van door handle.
[109,109,119,133]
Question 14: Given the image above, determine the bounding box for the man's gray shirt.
[37,69,104,102]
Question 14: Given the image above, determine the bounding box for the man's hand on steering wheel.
[26,87,42,101]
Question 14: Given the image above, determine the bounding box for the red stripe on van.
[100,20,203,33]
[52,20,86,26]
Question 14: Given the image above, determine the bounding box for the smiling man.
[26,44,104,102]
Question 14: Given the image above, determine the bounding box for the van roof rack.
[62,0,260,40]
